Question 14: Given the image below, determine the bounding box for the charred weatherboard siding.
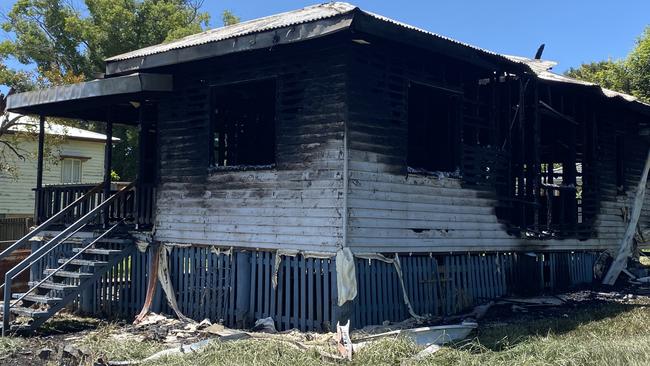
[345,36,649,253]
[154,37,348,252]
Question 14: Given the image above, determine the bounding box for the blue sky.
[1,0,649,75]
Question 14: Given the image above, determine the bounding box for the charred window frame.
[407,81,462,173]
[499,85,599,240]
[209,78,277,169]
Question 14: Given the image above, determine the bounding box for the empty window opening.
[210,79,276,167]
[407,82,460,173]
[506,106,593,239]
[61,158,82,183]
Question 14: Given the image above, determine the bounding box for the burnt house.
[2,2,649,334]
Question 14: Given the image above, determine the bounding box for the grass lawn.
[140,300,650,366]
[2,296,649,365]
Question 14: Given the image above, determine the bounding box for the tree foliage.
[1,0,210,84]
[627,27,650,102]
[222,10,240,26]
[0,99,30,177]
[0,0,212,179]
[566,26,650,103]
[566,60,631,94]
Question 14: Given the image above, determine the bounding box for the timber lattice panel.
[248,251,337,332]
[30,246,598,331]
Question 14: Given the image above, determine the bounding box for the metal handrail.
[0,223,89,293]
[0,220,86,290]
[10,220,123,311]
[0,183,103,266]
[2,181,135,334]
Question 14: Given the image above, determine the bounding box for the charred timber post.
[35,115,45,224]
[518,77,526,231]
[137,103,145,229]
[103,113,113,228]
[532,80,541,232]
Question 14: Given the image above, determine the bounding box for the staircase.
[0,182,142,335]
[2,227,136,333]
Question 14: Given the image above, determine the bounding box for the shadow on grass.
[32,314,102,337]
[456,299,646,352]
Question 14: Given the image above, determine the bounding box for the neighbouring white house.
[0,114,116,218]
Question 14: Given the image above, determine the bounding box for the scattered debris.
[203,323,225,335]
[37,347,54,360]
[336,320,353,360]
[622,268,637,279]
[633,276,650,284]
[62,343,91,365]
[511,304,528,313]
[8,288,650,364]
[412,344,441,360]
[353,320,478,346]
[197,318,212,330]
[498,296,566,307]
[252,317,277,333]
[109,339,211,365]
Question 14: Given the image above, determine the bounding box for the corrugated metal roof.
[10,2,644,116]
[105,2,517,65]
[504,55,649,107]
[106,2,356,62]
[4,113,119,142]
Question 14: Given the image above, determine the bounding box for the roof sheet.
[106,2,356,62]
[105,2,516,65]
[504,55,649,107]
[3,113,118,142]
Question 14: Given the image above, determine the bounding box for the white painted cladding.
[0,137,105,216]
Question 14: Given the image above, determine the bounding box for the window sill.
[407,166,462,179]
[208,164,277,174]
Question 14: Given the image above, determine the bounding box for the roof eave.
[105,13,356,76]
[5,73,173,123]
[533,76,650,117]
[350,11,526,73]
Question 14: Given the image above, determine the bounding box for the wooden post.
[34,115,45,224]
[136,104,146,228]
[532,82,541,232]
[603,147,650,285]
[235,250,252,327]
[518,78,527,231]
[103,117,113,227]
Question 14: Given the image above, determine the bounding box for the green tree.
[566,26,650,104]
[0,0,211,179]
[565,60,632,94]
[222,9,240,26]
[627,27,650,102]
